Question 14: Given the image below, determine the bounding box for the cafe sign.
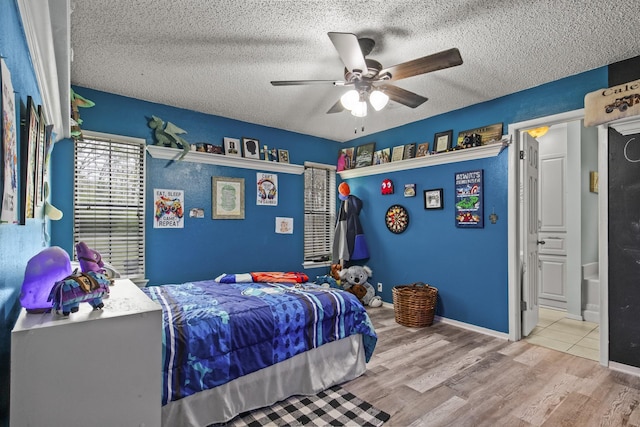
[584,79,640,127]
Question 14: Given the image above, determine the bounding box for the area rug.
[219,385,391,426]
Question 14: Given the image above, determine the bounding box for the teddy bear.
[339,265,383,307]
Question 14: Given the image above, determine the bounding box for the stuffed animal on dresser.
[339,265,383,307]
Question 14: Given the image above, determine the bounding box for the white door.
[522,132,540,336]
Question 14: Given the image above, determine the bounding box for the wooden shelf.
[338,140,508,179]
[146,145,305,175]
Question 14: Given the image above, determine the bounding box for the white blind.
[303,163,336,262]
[73,132,146,280]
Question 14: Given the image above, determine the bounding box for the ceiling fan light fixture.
[340,89,359,111]
[351,101,367,117]
[369,90,389,111]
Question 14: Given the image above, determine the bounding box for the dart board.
[385,204,409,234]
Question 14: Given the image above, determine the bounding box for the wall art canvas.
[154,188,184,228]
[1,58,18,223]
[455,169,484,228]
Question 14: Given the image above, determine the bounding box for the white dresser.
[10,279,162,427]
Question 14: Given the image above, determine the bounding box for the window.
[74,131,146,282]
[303,162,336,265]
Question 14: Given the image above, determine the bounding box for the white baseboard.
[434,315,510,340]
[378,304,509,340]
[609,361,640,378]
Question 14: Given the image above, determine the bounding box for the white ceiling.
[69,0,640,143]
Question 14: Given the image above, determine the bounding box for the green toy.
[147,115,190,160]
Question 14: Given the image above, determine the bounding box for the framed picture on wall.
[223,137,241,156]
[212,176,245,219]
[21,96,39,220]
[391,145,405,162]
[424,188,443,209]
[242,137,260,159]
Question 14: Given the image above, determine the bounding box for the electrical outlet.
[377,282,382,292]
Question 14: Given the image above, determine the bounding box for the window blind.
[73,132,146,281]
[303,163,336,263]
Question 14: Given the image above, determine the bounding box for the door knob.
[537,240,546,245]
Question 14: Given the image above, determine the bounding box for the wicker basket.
[392,283,438,327]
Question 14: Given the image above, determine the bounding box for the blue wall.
[0,0,46,424]
[340,68,606,333]
[50,87,342,286]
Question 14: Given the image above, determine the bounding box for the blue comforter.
[143,280,377,405]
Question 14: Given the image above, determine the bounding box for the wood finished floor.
[341,306,640,427]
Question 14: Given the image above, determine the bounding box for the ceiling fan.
[270,32,463,117]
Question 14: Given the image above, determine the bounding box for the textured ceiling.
[70,0,640,143]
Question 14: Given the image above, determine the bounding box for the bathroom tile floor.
[524,307,599,361]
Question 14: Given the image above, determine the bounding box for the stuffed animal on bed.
[339,265,382,307]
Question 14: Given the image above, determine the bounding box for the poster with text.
[257,172,278,206]
[154,188,184,228]
[455,169,484,228]
[1,58,18,223]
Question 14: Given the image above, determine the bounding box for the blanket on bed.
[143,280,377,405]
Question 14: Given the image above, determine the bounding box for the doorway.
[507,109,604,363]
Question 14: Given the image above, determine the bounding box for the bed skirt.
[162,334,367,427]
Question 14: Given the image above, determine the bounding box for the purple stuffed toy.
[47,242,111,316]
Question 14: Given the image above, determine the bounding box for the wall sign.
[584,78,640,127]
[455,169,483,228]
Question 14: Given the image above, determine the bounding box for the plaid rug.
[219,385,390,426]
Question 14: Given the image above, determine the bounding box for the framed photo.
[21,96,39,220]
[424,188,443,209]
[416,142,430,157]
[403,143,416,159]
[242,137,260,159]
[340,147,355,169]
[433,130,453,153]
[278,149,289,163]
[373,148,391,165]
[35,105,46,206]
[355,142,375,168]
[223,137,241,156]
[391,145,405,162]
[212,176,245,219]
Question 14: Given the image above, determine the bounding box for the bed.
[142,272,378,426]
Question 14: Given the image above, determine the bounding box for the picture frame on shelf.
[403,143,416,160]
[456,123,503,147]
[355,142,375,168]
[223,137,241,156]
[373,148,391,165]
[391,145,405,162]
[207,144,224,154]
[416,142,430,157]
[424,188,443,209]
[433,130,453,153]
[278,149,289,163]
[212,176,245,219]
[242,137,261,159]
[268,148,278,162]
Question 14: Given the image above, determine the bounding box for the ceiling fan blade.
[328,32,368,74]
[271,80,344,86]
[326,99,344,114]
[377,84,428,108]
[378,48,463,81]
